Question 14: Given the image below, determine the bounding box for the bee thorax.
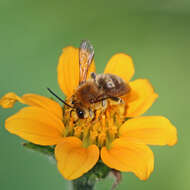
[74,81,102,107]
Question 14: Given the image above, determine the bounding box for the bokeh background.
[0,0,189,189]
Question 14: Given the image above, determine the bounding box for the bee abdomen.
[96,73,130,97]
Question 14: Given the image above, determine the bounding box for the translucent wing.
[79,40,94,84]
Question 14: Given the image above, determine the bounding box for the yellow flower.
[0,45,177,181]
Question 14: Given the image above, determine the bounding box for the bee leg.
[110,97,119,101]
[91,72,96,80]
[110,97,123,104]
[102,99,108,109]
[70,109,74,117]
[89,109,95,119]
[70,109,79,123]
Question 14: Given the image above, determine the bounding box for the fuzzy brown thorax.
[72,80,104,108]
[71,73,130,114]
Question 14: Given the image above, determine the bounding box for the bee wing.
[79,40,94,84]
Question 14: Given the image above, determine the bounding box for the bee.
[48,40,130,120]
[70,40,130,119]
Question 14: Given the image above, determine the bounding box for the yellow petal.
[104,53,135,82]
[120,116,177,146]
[5,106,65,145]
[55,137,99,180]
[22,94,63,119]
[0,93,63,120]
[0,92,24,108]
[57,46,80,97]
[124,79,158,117]
[57,46,96,97]
[101,138,154,180]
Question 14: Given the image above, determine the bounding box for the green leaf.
[22,142,55,158]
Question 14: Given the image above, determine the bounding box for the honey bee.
[70,40,130,119]
[48,40,130,120]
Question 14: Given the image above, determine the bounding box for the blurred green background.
[0,0,189,189]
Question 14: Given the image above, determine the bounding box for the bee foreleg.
[110,97,123,103]
[89,109,95,119]
[70,109,75,117]
[110,97,119,101]
[102,99,108,108]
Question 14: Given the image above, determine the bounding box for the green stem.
[72,176,95,190]
[71,161,110,190]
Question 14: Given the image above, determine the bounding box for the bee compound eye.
[76,108,85,119]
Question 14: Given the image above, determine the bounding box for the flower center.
[62,99,126,148]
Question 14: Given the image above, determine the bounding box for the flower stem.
[71,161,110,190]
[72,177,95,190]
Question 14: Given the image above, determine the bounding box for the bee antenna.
[47,88,74,108]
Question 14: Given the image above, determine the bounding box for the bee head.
[71,100,86,119]
[47,88,94,120]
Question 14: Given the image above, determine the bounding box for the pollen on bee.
[74,126,83,138]
[63,98,126,148]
